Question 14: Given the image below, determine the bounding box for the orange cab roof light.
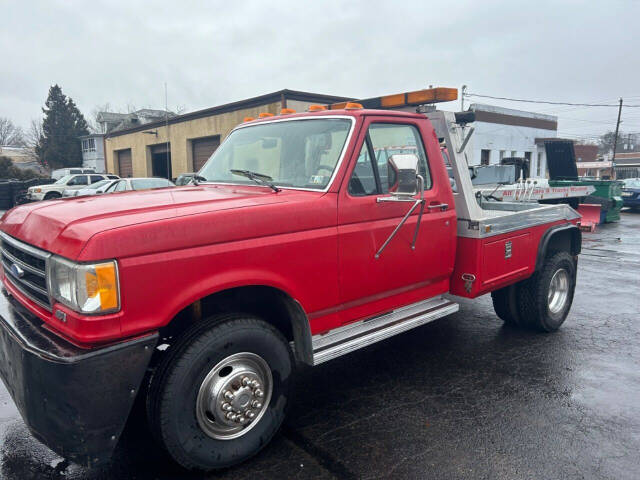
[307,104,327,112]
[280,108,296,115]
[259,112,274,118]
[329,101,349,110]
[243,116,255,122]
[345,102,363,110]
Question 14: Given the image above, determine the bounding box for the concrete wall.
[105,101,282,177]
[468,121,555,176]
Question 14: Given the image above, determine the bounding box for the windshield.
[88,180,110,189]
[198,118,352,190]
[623,178,640,188]
[55,174,73,184]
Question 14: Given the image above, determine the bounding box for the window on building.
[481,149,491,166]
[81,138,96,153]
[511,150,517,157]
[499,150,505,162]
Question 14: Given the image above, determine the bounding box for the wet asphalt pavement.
[1,212,639,479]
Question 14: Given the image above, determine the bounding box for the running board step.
[311,296,459,365]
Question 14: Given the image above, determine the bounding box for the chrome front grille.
[0,232,52,311]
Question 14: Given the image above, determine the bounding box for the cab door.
[337,116,457,324]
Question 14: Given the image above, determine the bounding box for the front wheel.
[147,314,294,471]
[516,251,577,332]
[43,192,61,200]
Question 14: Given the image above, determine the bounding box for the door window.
[348,123,431,196]
[115,181,128,192]
[90,175,104,184]
[67,175,89,186]
[348,144,378,196]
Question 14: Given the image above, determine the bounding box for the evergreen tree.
[35,85,89,170]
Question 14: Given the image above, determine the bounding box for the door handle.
[427,202,448,212]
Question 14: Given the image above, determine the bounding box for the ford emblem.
[10,263,25,278]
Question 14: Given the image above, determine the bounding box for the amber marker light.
[280,108,296,114]
[259,112,274,118]
[345,102,363,110]
[243,116,255,122]
[307,104,327,112]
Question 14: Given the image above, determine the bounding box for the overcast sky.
[2,0,639,142]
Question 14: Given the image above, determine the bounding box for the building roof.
[614,152,640,166]
[472,104,558,131]
[105,89,351,138]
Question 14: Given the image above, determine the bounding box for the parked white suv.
[27,173,119,201]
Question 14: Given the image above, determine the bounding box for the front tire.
[516,251,577,332]
[147,314,294,471]
[43,192,61,200]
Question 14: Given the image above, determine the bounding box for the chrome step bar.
[311,296,459,365]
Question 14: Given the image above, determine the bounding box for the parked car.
[175,172,197,186]
[621,178,640,210]
[51,167,97,180]
[103,177,175,193]
[62,179,120,198]
[27,173,119,201]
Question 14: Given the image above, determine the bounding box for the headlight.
[34,188,42,193]
[48,256,120,314]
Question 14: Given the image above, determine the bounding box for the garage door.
[117,149,133,178]
[192,136,220,171]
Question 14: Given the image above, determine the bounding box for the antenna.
[165,82,170,179]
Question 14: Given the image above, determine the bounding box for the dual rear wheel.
[491,251,577,332]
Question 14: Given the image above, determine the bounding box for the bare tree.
[25,118,43,160]
[0,117,25,146]
[88,103,112,133]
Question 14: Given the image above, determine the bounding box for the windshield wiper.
[230,169,281,192]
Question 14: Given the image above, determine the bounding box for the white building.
[80,133,106,173]
[466,104,558,178]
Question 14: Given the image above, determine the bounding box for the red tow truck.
[0,88,581,470]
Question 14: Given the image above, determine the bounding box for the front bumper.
[0,291,157,467]
[622,194,640,208]
[27,192,45,201]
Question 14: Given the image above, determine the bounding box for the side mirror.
[388,154,419,196]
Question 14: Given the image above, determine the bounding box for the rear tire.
[491,284,521,326]
[516,251,577,332]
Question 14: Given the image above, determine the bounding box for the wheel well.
[536,225,581,271]
[160,286,313,365]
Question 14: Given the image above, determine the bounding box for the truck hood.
[1,185,325,260]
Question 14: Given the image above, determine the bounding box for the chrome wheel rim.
[196,352,272,440]
[548,268,569,314]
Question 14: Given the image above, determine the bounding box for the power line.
[464,92,640,108]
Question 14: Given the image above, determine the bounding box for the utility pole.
[611,98,623,178]
[461,85,467,111]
